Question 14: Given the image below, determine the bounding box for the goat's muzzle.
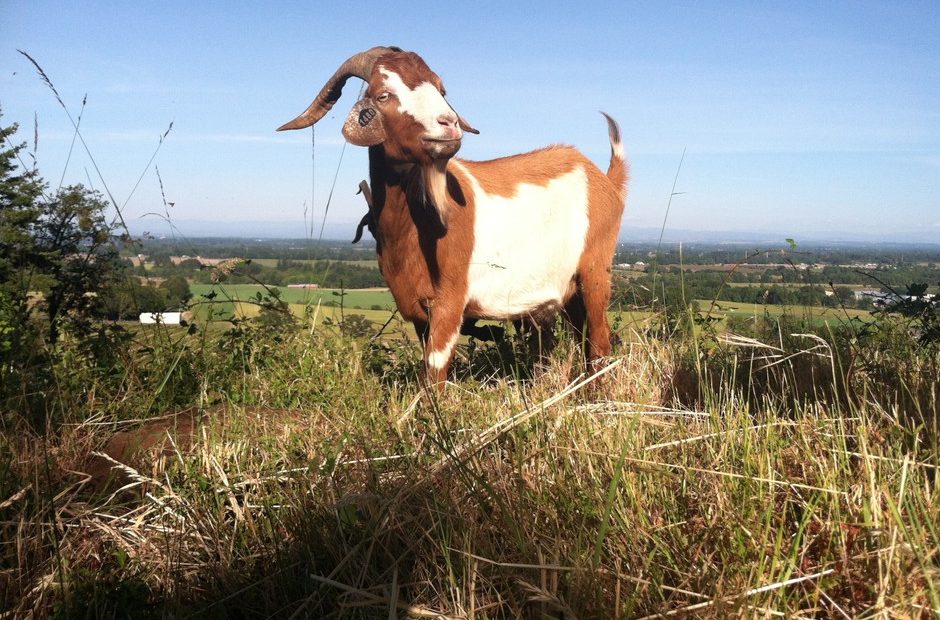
[422,137,462,160]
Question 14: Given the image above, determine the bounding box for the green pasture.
[246,258,282,268]
[189,283,652,336]
[694,299,873,327]
[190,283,393,310]
[188,284,873,335]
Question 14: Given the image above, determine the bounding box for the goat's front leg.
[421,307,463,388]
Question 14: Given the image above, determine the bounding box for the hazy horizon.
[128,217,939,248]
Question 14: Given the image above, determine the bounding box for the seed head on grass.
[210,258,246,283]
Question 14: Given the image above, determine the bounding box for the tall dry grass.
[2,315,937,618]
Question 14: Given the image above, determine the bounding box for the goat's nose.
[437,113,461,139]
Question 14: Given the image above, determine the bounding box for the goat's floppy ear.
[458,116,479,135]
[343,98,386,146]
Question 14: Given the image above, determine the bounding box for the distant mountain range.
[130,219,939,248]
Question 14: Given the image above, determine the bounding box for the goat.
[278,46,627,385]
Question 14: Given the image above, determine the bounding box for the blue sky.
[2,1,938,241]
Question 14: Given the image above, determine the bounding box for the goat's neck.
[368,146,447,241]
[368,145,408,180]
[368,146,423,213]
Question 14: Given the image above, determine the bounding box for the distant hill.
[620,226,939,247]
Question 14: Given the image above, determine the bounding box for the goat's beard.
[423,159,450,230]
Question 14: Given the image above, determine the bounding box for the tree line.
[135,257,385,289]
[612,271,865,311]
[1,114,191,354]
[137,237,376,262]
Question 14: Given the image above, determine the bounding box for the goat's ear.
[458,116,479,135]
[343,98,386,146]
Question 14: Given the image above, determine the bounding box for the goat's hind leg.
[578,272,614,372]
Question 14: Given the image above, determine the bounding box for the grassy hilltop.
[3,286,938,617]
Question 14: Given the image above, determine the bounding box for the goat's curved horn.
[277,46,401,131]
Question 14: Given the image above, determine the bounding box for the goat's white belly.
[465,167,590,318]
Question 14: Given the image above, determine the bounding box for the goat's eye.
[376,92,391,103]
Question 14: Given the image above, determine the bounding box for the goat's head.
[278,46,477,228]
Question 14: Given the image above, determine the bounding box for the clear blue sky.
[2,1,938,241]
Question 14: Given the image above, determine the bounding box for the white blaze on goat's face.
[378,68,461,142]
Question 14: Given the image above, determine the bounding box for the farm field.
[193,283,875,313]
[247,257,380,269]
[693,299,872,322]
[190,283,395,311]
[186,283,875,347]
[189,283,873,326]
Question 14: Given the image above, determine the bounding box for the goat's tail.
[601,112,628,198]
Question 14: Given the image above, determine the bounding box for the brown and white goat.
[278,46,627,385]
